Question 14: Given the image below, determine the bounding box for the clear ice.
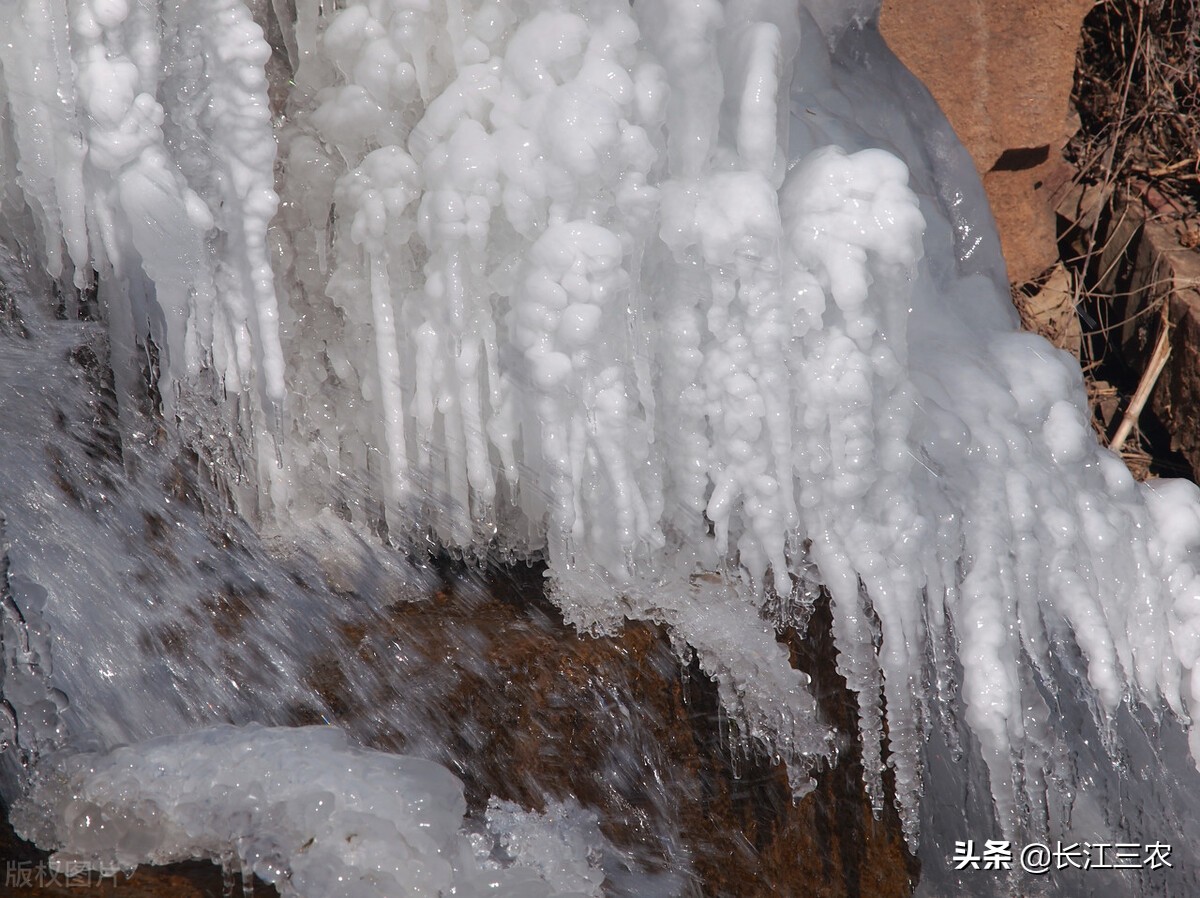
[15,723,612,898]
[1,0,1200,895]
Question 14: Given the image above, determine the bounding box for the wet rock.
[3,561,915,897]
[299,562,918,897]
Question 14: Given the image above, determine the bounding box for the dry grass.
[1019,0,1200,478]
[1072,0,1200,211]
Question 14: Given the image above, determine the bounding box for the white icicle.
[10,0,1200,872]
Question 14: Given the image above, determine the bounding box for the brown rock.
[3,564,917,897]
[299,564,918,896]
[983,156,1078,283]
[879,0,1092,282]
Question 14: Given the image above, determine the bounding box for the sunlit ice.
[1,0,1199,895]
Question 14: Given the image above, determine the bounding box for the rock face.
[879,0,1091,282]
[301,566,919,897]
[1,566,918,898]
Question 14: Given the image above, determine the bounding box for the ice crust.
[16,724,608,898]
[2,0,1200,891]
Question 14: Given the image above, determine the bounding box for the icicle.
[368,251,409,504]
[12,0,1200,864]
[0,0,85,282]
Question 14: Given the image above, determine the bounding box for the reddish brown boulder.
[879,0,1091,282]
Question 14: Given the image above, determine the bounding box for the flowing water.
[2,0,1200,895]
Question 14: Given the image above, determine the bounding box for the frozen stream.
[2,0,1200,895]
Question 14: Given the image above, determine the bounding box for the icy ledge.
[13,724,611,898]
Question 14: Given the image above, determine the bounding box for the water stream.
[2,0,1200,895]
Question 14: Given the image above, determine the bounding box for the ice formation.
[2,0,1200,894]
[14,724,610,898]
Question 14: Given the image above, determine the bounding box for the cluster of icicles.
[5,0,1200,856]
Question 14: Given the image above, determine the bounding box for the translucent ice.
[14,724,607,898]
[3,0,1200,891]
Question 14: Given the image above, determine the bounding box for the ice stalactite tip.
[4,0,1200,882]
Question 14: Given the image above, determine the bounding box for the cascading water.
[2,0,1200,895]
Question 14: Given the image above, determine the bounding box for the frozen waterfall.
[2,0,1200,895]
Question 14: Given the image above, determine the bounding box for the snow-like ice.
[2,0,1200,894]
[13,724,610,898]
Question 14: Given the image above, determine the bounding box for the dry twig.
[1109,300,1172,452]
